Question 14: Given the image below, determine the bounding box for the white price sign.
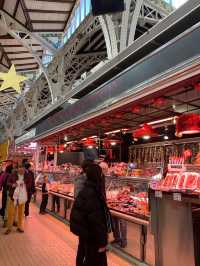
[155,191,162,198]
[173,193,182,202]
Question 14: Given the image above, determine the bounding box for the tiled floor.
[0,204,132,266]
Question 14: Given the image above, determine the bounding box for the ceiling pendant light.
[176,113,200,137]
[133,123,158,140]
[103,137,121,148]
[194,82,200,91]
[83,138,97,148]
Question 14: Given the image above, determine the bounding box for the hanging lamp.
[133,123,158,140]
[176,113,200,137]
[103,137,121,148]
[82,138,97,148]
[194,83,200,91]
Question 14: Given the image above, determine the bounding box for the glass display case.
[35,163,162,265]
[106,176,149,220]
[36,163,163,219]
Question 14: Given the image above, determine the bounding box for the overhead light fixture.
[133,124,157,140]
[105,128,128,135]
[83,138,97,148]
[111,141,117,146]
[176,113,200,137]
[143,135,151,140]
[105,129,121,135]
[148,117,176,126]
[88,145,93,149]
[64,144,67,148]
[172,104,176,110]
[59,150,64,154]
[194,82,200,91]
[68,98,78,104]
[64,135,68,141]
[164,135,169,140]
[66,141,73,144]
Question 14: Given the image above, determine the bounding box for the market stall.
[22,75,199,266]
[35,161,158,265]
[14,32,200,264]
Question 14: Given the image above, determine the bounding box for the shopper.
[24,163,36,217]
[0,165,13,221]
[74,159,94,266]
[70,164,112,266]
[111,217,127,248]
[39,176,49,214]
[5,165,27,234]
[51,195,60,213]
[74,159,94,198]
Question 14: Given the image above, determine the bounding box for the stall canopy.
[31,21,200,141]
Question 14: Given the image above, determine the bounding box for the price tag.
[155,191,162,198]
[173,193,182,202]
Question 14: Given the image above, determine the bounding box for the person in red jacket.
[24,163,35,217]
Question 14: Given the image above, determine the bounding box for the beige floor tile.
[0,204,131,266]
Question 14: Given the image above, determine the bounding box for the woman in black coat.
[70,164,112,266]
[0,164,13,219]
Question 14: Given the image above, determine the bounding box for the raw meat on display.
[176,173,186,190]
[171,173,180,188]
[158,171,200,192]
[183,173,198,190]
[161,173,175,189]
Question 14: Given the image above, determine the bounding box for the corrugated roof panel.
[25,0,73,11]
[11,58,37,64]
[29,12,68,21]
[32,23,64,31]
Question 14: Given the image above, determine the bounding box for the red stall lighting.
[133,123,158,140]
[194,83,200,91]
[131,105,141,113]
[176,113,200,137]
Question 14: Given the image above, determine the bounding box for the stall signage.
[155,191,162,198]
[173,193,182,202]
[15,128,36,145]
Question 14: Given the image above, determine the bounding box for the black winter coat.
[70,180,110,248]
[24,170,35,194]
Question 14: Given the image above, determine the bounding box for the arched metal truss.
[100,0,169,58]
[0,0,171,142]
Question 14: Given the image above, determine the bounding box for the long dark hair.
[85,164,112,233]
[81,160,94,173]
[5,164,13,174]
[85,164,105,200]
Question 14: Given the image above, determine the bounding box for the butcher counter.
[35,187,155,266]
